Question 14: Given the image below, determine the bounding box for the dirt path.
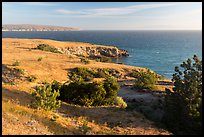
[117,79,173,103]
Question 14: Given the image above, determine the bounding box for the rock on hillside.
[59,46,129,57]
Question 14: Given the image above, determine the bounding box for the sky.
[2,2,202,30]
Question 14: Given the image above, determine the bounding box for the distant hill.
[2,24,79,31]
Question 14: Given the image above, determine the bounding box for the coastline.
[2,38,148,82]
[2,38,172,81]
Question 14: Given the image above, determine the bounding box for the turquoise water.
[2,30,202,79]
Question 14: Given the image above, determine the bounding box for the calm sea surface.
[2,30,202,79]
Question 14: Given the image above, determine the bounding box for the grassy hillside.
[2,38,172,135]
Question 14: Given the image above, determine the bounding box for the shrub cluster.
[58,76,120,107]
[32,77,125,108]
[68,67,121,82]
[68,67,96,81]
[37,57,43,61]
[27,75,37,82]
[89,56,112,63]
[80,57,90,64]
[36,44,62,54]
[12,60,20,66]
[162,55,202,135]
[131,69,158,90]
[13,68,25,76]
[99,56,112,63]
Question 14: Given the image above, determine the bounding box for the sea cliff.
[58,45,129,57]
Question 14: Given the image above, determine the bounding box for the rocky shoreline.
[57,45,129,58]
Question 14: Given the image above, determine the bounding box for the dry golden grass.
[2,38,172,135]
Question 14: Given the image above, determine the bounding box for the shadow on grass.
[2,84,167,134]
[2,87,81,135]
[2,87,34,107]
[58,102,143,129]
[16,47,31,50]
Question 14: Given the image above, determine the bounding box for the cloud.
[56,3,178,17]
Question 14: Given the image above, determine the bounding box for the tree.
[163,55,202,135]
[32,84,61,111]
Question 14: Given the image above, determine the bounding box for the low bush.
[51,80,62,92]
[27,75,37,82]
[99,56,112,63]
[95,59,100,62]
[80,57,90,64]
[59,76,120,107]
[31,84,61,111]
[36,44,62,54]
[103,76,120,102]
[132,69,158,90]
[95,68,107,78]
[42,80,49,85]
[114,96,127,108]
[68,67,96,82]
[13,68,25,76]
[37,57,43,61]
[59,81,105,106]
[89,56,112,63]
[68,67,121,82]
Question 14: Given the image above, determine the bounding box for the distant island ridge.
[2,24,80,31]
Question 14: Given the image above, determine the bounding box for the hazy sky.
[2,2,202,30]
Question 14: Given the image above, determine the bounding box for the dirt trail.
[118,79,173,103]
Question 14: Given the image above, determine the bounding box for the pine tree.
[163,55,202,135]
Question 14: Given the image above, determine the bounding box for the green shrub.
[27,75,37,82]
[59,81,105,106]
[95,68,107,78]
[69,67,121,82]
[36,44,62,54]
[96,59,100,62]
[37,57,43,61]
[162,55,202,135]
[103,76,120,102]
[42,80,49,85]
[80,57,90,64]
[132,69,157,90]
[114,96,127,108]
[100,56,112,63]
[31,84,61,111]
[68,67,95,82]
[108,69,121,78]
[89,56,112,63]
[51,80,62,92]
[12,60,20,66]
[59,76,120,107]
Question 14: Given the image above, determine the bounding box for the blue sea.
[2,30,202,79]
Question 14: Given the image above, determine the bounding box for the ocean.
[2,30,202,79]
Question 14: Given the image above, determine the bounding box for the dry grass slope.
[2,38,172,135]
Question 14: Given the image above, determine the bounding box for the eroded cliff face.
[58,46,129,57]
